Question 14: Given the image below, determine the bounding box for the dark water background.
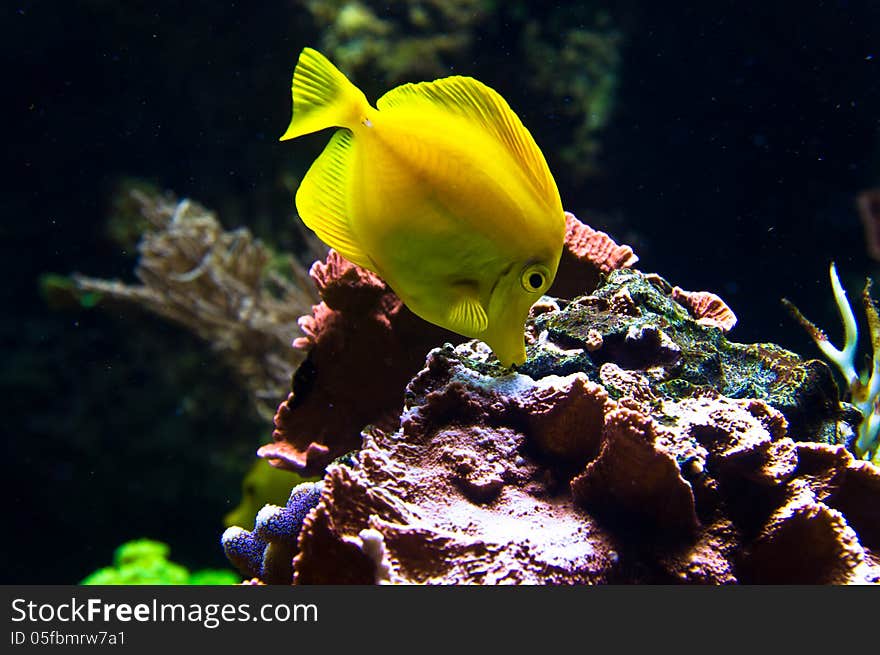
[3,1,879,583]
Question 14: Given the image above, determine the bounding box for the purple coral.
[221,481,322,584]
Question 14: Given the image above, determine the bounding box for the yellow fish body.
[281,48,565,367]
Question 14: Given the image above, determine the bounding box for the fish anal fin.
[295,129,372,269]
[448,293,489,336]
[377,76,558,205]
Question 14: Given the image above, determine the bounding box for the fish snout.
[487,326,528,368]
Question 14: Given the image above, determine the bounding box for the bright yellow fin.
[295,129,372,269]
[448,294,489,335]
[280,47,369,141]
[377,76,557,202]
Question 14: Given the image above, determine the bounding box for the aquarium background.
[4,0,879,583]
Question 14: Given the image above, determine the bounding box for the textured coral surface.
[231,215,878,584]
[258,213,635,475]
[291,342,878,584]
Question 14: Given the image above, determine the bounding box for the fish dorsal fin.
[295,128,372,269]
[377,76,557,203]
[280,47,369,141]
[448,293,489,335]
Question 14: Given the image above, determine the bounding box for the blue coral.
[221,481,323,584]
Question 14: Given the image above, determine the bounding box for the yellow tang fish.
[280,48,566,367]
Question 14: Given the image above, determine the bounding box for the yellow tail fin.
[279,48,369,141]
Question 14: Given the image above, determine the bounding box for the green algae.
[80,539,239,586]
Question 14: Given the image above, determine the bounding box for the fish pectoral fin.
[377,76,557,204]
[295,129,373,270]
[447,294,489,336]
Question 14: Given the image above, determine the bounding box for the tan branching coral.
[73,190,319,418]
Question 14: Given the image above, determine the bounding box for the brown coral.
[258,250,457,474]
[571,405,700,536]
[233,209,877,584]
[511,373,611,463]
[288,347,879,584]
[261,212,637,474]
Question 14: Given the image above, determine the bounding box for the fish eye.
[520,265,548,293]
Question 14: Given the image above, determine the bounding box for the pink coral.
[671,286,738,332]
[550,211,639,299]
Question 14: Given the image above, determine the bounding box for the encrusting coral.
[291,350,877,584]
[226,210,879,584]
[72,189,320,419]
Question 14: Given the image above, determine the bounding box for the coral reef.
[291,346,878,583]
[226,219,878,583]
[81,539,238,585]
[72,189,320,419]
[287,271,877,584]
[222,482,323,584]
[258,213,635,474]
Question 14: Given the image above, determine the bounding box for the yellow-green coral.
[784,263,880,463]
[81,539,239,585]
